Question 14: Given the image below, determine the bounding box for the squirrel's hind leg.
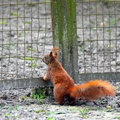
[53,84,66,105]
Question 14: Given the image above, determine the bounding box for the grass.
[21,57,37,61]
[30,88,46,100]
[24,21,31,24]
[29,63,37,67]
[105,106,115,112]
[117,116,120,119]
[3,113,10,116]
[27,2,36,7]
[109,19,116,25]
[47,117,55,120]
[71,107,88,118]
[27,47,36,51]
[10,11,19,16]
[0,21,9,24]
[34,109,45,113]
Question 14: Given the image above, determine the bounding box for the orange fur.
[41,47,116,105]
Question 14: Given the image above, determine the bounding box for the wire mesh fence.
[0,0,53,81]
[0,0,120,87]
[77,0,120,75]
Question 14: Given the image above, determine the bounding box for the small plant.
[27,2,36,7]
[0,21,9,24]
[18,32,22,36]
[21,96,29,99]
[105,29,110,32]
[24,21,31,24]
[71,107,88,118]
[10,11,19,16]
[14,114,19,119]
[47,117,55,120]
[115,85,119,89]
[21,57,37,61]
[29,63,37,67]
[30,88,46,100]
[97,99,102,103]
[109,19,116,25]
[117,116,120,119]
[27,47,36,51]
[106,106,114,112]
[3,112,10,116]
[34,109,45,113]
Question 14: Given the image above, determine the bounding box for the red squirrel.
[41,47,116,105]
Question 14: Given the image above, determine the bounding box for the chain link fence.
[77,1,120,78]
[0,0,52,82]
[0,0,119,89]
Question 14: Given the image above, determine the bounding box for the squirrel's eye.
[45,56,47,59]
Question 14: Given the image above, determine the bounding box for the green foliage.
[27,2,36,7]
[115,85,119,89]
[21,57,37,61]
[3,113,10,116]
[7,105,19,111]
[18,32,22,36]
[106,106,114,112]
[34,109,45,113]
[30,88,46,100]
[47,117,55,120]
[9,41,13,48]
[29,63,37,67]
[105,29,110,32]
[117,116,120,119]
[24,21,31,24]
[27,47,36,51]
[10,11,19,16]
[71,107,88,117]
[21,96,29,99]
[109,19,116,25]
[0,21,9,24]
[14,114,19,118]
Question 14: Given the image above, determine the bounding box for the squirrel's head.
[42,47,59,65]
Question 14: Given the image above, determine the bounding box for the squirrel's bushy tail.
[70,80,116,100]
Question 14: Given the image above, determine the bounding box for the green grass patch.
[21,96,29,99]
[117,116,120,119]
[47,117,55,120]
[34,109,45,113]
[71,107,88,117]
[18,32,22,36]
[24,21,31,24]
[105,106,115,112]
[30,88,46,100]
[105,29,110,32]
[27,2,36,6]
[109,19,116,25]
[27,47,36,51]
[29,63,37,67]
[3,113,10,116]
[10,11,19,16]
[0,21,9,24]
[21,57,37,61]
[115,85,119,89]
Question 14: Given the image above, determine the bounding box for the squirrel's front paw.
[40,76,44,80]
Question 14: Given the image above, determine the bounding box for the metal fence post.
[51,0,78,82]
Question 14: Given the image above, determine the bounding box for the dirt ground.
[0,81,120,120]
[0,0,120,80]
[0,1,120,120]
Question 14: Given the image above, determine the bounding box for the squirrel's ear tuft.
[50,51,53,56]
[51,47,59,52]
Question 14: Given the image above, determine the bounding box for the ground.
[0,1,120,120]
[0,82,120,120]
[0,0,120,80]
